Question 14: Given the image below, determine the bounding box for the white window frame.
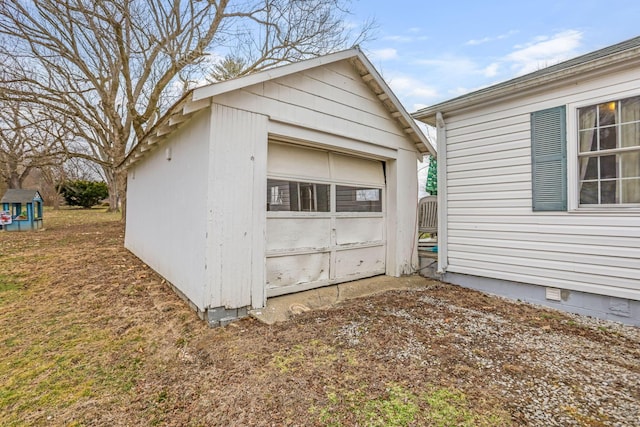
[567,91,640,213]
[266,175,385,218]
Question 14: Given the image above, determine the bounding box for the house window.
[578,96,640,205]
[267,179,330,212]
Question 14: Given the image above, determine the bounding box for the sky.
[349,0,640,113]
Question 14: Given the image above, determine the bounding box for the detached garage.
[120,48,434,326]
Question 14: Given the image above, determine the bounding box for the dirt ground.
[1,208,639,426]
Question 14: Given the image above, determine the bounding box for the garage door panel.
[331,153,385,185]
[335,245,385,279]
[266,252,330,288]
[335,217,384,245]
[267,217,331,251]
[267,142,330,180]
[266,141,386,296]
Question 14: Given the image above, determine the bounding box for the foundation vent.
[545,287,562,301]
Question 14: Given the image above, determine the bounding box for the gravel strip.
[371,291,640,426]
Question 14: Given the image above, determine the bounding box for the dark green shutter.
[531,106,567,211]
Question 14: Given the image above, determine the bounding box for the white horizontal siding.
[447,155,531,173]
[448,254,638,290]
[444,66,640,300]
[211,60,415,152]
[448,190,531,202]
[449,236,640,261]
[448,215,640,228]
[448,147,530,166]
[448,164,530,180]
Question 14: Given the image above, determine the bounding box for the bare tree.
[0,99,67,190]
[0,0,372,213]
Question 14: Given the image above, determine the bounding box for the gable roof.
[1,189,42,204]
[413,35,640,125]
[120,48,434,171]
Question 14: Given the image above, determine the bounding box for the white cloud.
[466,30,518,46]
[483,62,499,77]
[382,34,428,43]
[450,87,471,97]
[415,56,479,74]
[466,36,492,46]
[413,103,428,112]
[387,75,439,101]
[369,48,398,61]
[383,35,414,43]
[505,30,583,75]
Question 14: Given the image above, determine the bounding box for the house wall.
[125,110,211,311]
[440,66,640,306]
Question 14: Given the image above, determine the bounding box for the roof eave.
[349,51,435,157]
[413,45,640,125]
[119,48,435,171]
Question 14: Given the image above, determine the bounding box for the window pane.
[599,155,617,179]
[620,123,640,148]
[336,186,382,212]
[600,180,617,204]
[579,129,597,152]
[598,101,617,127]
[620,96,640,123]
[298,183,330,212]
[579,181,598,204]
[576,96,640,206]
[622,178,640,203]
[316,184,330,212]
[267,179,329,212]
[267,179,292,211]
[298,183,315,211]
[579,157,598,180]
[620,151,640,178]
[578,105,596,130]
[599,126,617,150]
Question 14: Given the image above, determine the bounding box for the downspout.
[436,112,448,274]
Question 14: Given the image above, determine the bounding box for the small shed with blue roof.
[0,189,44,231]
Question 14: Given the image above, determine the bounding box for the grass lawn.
[0,208,638,426]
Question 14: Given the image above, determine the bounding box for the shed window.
[336,186,382,212]
[267,179,330,212]
[578,96,640,205]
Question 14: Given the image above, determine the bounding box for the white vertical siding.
[206,104,268,309]
[125,110,210,310]
[444,67,640,300]
[386,148,420,275]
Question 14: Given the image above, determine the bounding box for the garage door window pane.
[336,186,382,212]
[267,179,329,212]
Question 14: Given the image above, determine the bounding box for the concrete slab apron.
[249,275,432,325]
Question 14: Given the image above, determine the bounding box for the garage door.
[266,142,386,297]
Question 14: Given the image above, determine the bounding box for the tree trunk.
[8,172,22,189]
[119,170,127,222]
[103,165,119,212]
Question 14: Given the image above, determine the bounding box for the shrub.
[60,180,109,208]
